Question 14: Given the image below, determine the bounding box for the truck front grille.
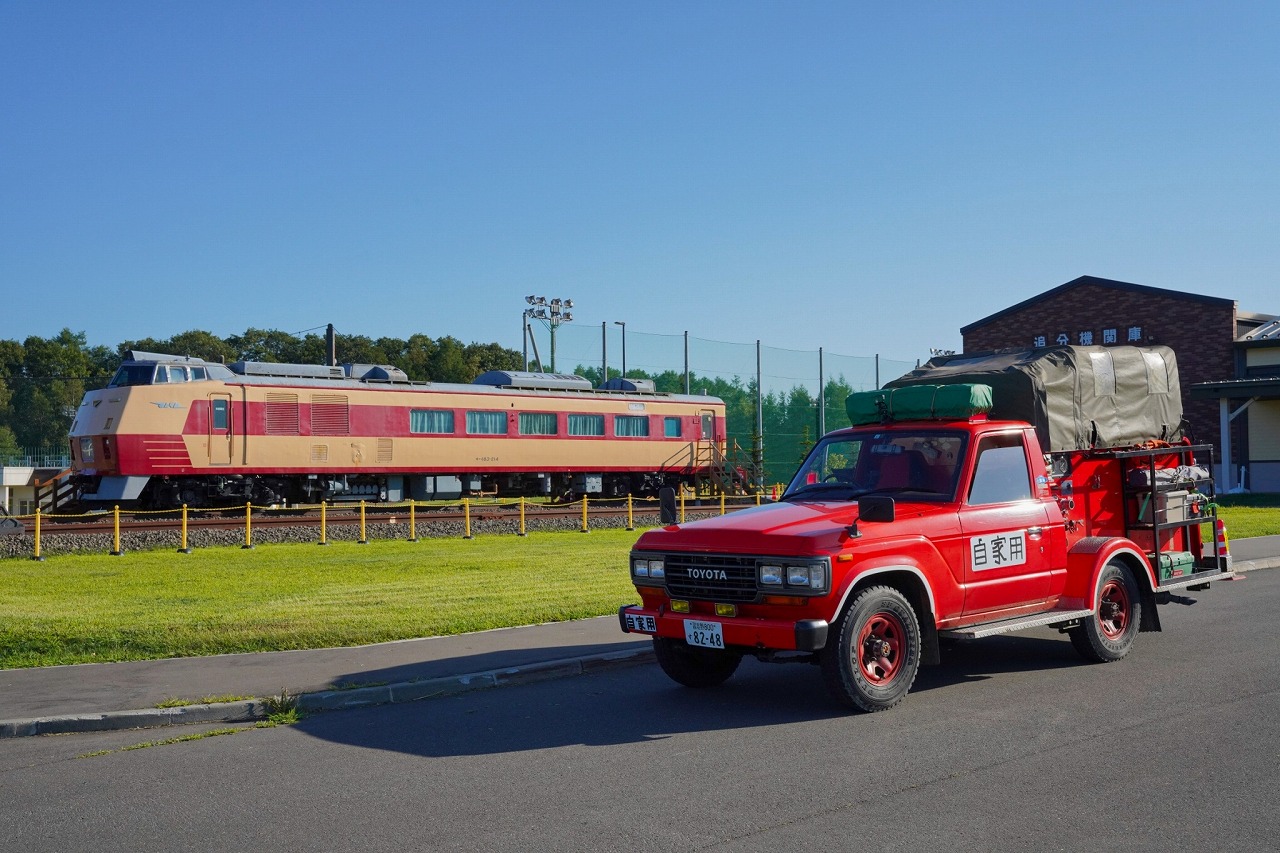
[664,554,759,603]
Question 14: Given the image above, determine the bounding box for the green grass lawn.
[0,529,645,669]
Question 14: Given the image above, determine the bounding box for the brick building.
[960,275,1279,491]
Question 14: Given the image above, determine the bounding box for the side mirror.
[858,495,896,523]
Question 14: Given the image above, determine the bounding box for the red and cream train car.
[69,351,729,508]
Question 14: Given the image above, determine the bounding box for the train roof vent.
[345,363,410,382]
[230,361,346,380]
[472,370,593,391]
[600,377,657,393]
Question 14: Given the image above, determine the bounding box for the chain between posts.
[12,495,761,559]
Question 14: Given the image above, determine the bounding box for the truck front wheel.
[653,638,743,688]
[821,586,921,712]
[1069,560,1141,663]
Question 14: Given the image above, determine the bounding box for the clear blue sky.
[3,1,1277,367]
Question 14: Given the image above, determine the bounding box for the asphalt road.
[3,570,1277,852]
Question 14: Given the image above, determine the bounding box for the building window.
[466,411,507,435]
[664,417,682,438]
[519,412,558,435]
[615,415,649,437]
[568,414,605,436]
[410,409,455,434]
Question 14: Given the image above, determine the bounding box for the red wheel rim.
[1098,578,1131,640]
[858,611,905,685]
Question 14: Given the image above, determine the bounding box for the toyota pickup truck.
[619,345,1232,711]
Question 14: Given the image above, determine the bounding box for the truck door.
[209,394,232,465]
[958,430,1057,615]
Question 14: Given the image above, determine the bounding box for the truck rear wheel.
[821,586,921,712]
[653,637,743,688]
[1069,560,1141,663]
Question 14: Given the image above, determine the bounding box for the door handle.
[1027,526,1043,538]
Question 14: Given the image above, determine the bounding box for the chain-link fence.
[535,322,917,487]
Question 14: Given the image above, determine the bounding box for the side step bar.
[939,608,1095,641]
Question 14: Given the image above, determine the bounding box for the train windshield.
[109,363,212,387]
[110,364,158,387]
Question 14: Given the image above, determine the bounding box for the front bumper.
[617,604,829,652]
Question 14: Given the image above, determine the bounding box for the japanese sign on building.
[970,531,1028,571]
[1032,326,1143,348]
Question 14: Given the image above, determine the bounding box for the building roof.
[961,275,1237,335]
[1238,318,1280,345]
[1189,377,1280,400]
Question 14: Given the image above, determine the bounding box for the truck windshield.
[784,430,968,502]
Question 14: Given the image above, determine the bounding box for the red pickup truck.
[619,345,1233,712]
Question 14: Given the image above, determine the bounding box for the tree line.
[2,328,861,484]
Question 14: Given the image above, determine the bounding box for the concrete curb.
[0,647,656,740]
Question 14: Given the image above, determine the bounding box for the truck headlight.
[786,563,827,591]
[759,564,783,585]
[632,558,665,580]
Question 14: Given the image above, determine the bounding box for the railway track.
[10,499,760,537]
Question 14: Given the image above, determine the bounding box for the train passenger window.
[191,366,207,381]
[169,367,188,382]
[410,409,455,434]
[615,415,649,437]
[568,414,604,436]
[466,411,507,435]
[664,417,682,438]
[519,413,558,435]
[154,366,169,383]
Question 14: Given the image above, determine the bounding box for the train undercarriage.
[74,470,703,511]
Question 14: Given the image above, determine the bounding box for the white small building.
[1,466,39,516]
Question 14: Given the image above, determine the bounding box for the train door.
[699,410,716,441]
[209,394,232,465]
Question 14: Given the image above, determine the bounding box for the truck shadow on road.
[292,633,1085,758]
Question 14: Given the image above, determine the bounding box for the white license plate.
[624,612,657,633]
[684,619,725,649]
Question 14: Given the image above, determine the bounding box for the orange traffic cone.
[1214,518,1233,571]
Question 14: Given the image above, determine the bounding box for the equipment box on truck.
[619,345,1233,712]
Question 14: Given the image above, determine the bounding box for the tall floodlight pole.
[614,321,626,378]
[524,295,573,373]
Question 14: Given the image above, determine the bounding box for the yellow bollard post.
[178,504,192,554]
[626,494,634,531]
[31,507,44,562]
[581,496,589,533]
[463,498,473,540]
[720,493,726,516]
[408,499,418,543]
[110,505,123,556]
[242,502,254,549]
[518,496,527,537]
[318,501,329,546]
[358,500,368,544]
[756,491,762,506]
[679,490,686,524]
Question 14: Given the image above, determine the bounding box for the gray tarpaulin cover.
[884,345,1184,452]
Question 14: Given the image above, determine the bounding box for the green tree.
[10,330,97,449]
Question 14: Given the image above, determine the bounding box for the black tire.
[1069,560,1141,663]
[821,585,921,712]
[652,637,743,688]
